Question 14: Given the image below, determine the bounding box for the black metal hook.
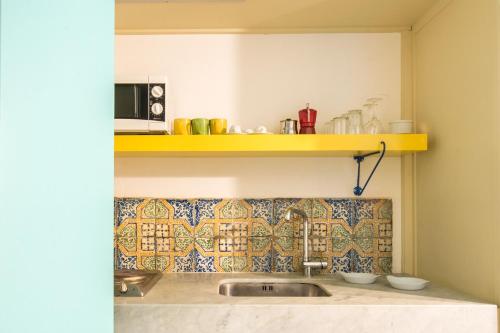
[353,141,386,196]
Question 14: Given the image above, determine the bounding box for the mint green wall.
[0,1,114,332]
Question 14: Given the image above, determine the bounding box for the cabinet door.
[0,1,114,332]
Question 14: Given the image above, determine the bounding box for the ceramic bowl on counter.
[387,275,430,291]
[339,272,380,284]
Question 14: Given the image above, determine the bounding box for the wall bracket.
[353,141,386,196]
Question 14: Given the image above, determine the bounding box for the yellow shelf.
[114,134,427,157]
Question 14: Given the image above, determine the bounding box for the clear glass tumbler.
[332,116,348,134]
[322,120,333,134]
[347,109,364,134]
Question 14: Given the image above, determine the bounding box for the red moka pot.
[298,103,318,134]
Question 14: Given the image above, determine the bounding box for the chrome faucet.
[284,208,327,278]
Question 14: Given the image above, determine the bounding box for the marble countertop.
[115,274,498,333]
[114,273,493,307]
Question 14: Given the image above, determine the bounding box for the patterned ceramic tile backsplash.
[114,198,393,274]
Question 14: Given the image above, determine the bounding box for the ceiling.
[115,0,439,33]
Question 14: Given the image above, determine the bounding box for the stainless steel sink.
[114,270,162,297]
[219,281,331,297]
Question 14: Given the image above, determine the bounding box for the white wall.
[115,33,403,271]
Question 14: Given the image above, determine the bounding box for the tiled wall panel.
[114,198,392,274]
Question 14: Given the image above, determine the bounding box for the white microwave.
[114,75,169,133]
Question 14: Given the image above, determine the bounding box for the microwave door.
[115,84,149,120]
[115,84,150,133]
[115,84,136,119]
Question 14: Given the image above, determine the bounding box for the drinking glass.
[364,98,384,134]
[322,120,333,134]
[347,110,364,134]
[332,116,348,134]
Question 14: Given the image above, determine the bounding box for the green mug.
[191,118,210,135]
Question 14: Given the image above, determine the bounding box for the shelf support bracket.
[353,141,386,196]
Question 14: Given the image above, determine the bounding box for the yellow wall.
[414,0,499,311]
[115,0,435,34]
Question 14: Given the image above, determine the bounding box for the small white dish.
[387,275,430,291]
[249,132,273,135]
[389,120,413,134]
[340,272,380,284]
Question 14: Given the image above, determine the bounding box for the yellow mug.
[174,118,191,135]
[209,118,228,135]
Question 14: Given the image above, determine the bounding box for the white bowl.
[389,120,413,134]
[340,272,380,284]
[387,275,430,291]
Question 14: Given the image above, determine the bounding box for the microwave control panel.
[149,83,166,121]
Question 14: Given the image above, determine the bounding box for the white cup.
[229,125,242,134]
